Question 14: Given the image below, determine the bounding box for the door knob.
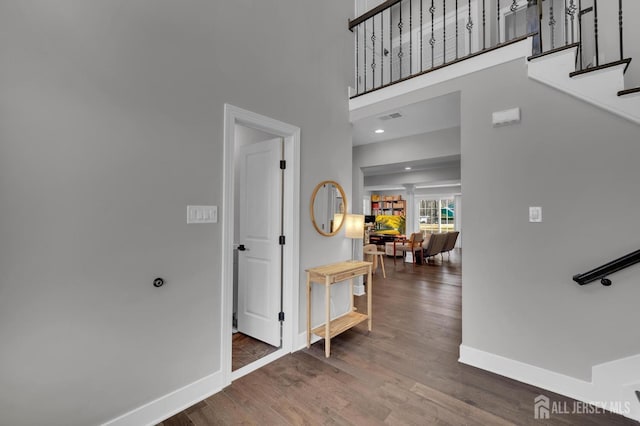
[237,244,246,251]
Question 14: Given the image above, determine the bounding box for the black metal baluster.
[482,0,486,50]
[510,1,518,40]
[468,0,473,53]
[410,0,413,75]
[594,0,599,66]
[618,0,624,61]
[538,0,543,53]
[456,0,460,59]
[356,27,359,93]
[381,12,384,86]
[564,0,568,46]
[430,0,435,68]
[549,1,556,49]
[578,0,583,69]
[390,6,393,82]
[568,0,576,44]
[443,0,447,64]
[420,0,424,71]
[371,18,376,89]
[399,1,403,79]
[364,20,367,91]
[497,0,501,43]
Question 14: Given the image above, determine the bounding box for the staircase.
[350,0,640,126]
[527,44,640,125]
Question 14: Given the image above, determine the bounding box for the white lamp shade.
[345,214,365,239]
[333,213,344,232]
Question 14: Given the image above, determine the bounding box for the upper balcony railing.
[349,0,629,98]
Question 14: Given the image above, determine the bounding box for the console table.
[306,260,373,357]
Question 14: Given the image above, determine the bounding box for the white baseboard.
[102,370,224,426]
[296,331,321,351]
[459,344,640,422]
[459,344,591,400]
[103,332,326,426]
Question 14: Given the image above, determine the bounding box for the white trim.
[459,345,640,421]
[296,331,322,352]
[101,370,224,426]
[222,104,301,387]
[459,344,592,399]
[231,348,290,381]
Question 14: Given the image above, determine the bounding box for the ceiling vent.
[378,112,402,121]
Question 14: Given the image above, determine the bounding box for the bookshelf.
[371,195,405,217]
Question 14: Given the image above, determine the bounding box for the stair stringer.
[527,46,640,125]
[588,353,640,421]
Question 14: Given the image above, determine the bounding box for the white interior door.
[237,138,282,347]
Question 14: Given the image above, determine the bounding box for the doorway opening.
[221,104,300,385]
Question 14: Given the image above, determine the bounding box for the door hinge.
[279,235,286,245]
[280,160,286,170]
[278,311,285,322]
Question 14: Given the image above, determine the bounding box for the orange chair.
[395,232,424,265]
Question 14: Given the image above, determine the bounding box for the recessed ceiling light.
[404,167,412,170]
[374,129,385,134]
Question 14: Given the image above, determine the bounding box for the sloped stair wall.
[527,45,640,125]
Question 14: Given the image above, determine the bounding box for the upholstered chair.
[395,232,424,265]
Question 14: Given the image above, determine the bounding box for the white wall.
[457,59,640,380]
[0,1,353,425]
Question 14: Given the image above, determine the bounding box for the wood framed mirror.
[310,180,347,236]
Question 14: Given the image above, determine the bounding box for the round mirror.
[310,180,347,236]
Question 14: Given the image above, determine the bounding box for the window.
[419,198,455,233]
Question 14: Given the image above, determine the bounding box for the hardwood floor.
[232,332,279,371]
[160,250,635,425]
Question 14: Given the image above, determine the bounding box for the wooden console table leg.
[325,277,331,358]
[306,272,311,348]
[349,277,354,312]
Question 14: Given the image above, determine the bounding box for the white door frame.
[221,104,300,385]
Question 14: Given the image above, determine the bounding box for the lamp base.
[350,239,366,295]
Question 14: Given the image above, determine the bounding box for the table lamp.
[345,214,364,261]
[333,213,344,234]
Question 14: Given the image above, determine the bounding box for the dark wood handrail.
[573,249,640,286]
[349,0,402,30]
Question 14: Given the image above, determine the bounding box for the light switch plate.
[187,205,218,224]
[529,206,542,223]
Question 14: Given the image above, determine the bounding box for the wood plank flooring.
[232,332,278,371]
[160,250,635,425]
